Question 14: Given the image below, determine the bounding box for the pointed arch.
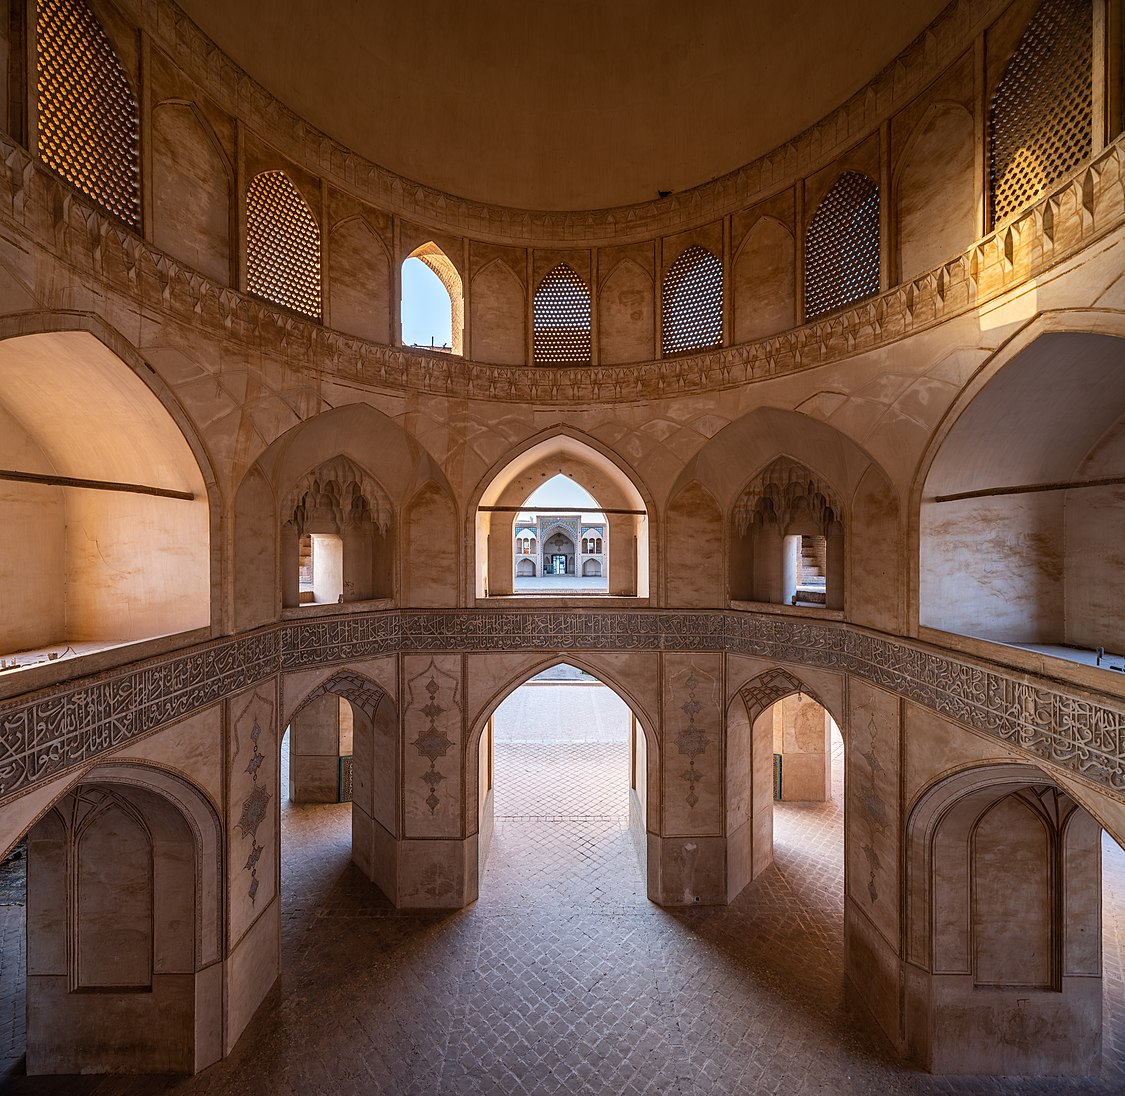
[472,428,651,598]
[246,170,322,319]
[470,257,525,364]
[533,263,591,364]
[894,101,975,281]
[330,215,392,343]
[151,99,232,284]
[732,216,795,342]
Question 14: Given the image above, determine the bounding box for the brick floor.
[2,695,1125,1094]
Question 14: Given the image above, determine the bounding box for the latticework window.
[804,172,880,320]
[36,0,140,229]
[246,171,322,319]
[989,0,1092,226]
[661,246,723,355]
[533,264,591,364]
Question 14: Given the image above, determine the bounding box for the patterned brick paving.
[3,698,1125,1094]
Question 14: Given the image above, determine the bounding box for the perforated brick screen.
[661,245,722,355]
[804,172,879,320]
[36,0,140,229]
[989,0,1092,225]
[246,171,322,320]
[533,264,591,364]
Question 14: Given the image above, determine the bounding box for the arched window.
[661,245,723,355]
[35,0,140,229]
[246,171,322,320]
[989,0,1092,226]
[533,264,591,364]
[804,172,880,320]
[402,242,464,354]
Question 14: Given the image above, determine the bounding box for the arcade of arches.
[3,0,1125,1090]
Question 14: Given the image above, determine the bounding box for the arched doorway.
[475,663,650,903]
[727,667,845,897]
[281,670,399,904]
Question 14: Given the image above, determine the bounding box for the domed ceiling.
[178,0,950,212]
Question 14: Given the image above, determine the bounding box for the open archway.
[918,330,1125,666]
[470,659,658,904]
[473,432,650,599]
[281,668,399,904]
[402,242,464,355]
[0,329,212,674]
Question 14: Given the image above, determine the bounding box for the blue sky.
[400,257,453,348]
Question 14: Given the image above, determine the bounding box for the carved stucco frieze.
[2,611,1125,810]
[0,132,1121,405]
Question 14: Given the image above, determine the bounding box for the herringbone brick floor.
[2,693,1125,1094]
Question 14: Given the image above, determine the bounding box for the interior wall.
[896,104,976,281]
[920,493,1065,643]
[732,216,795,341]
[0,402,65,651]
[470,260,525,365]
[63,489,211,642]
[328,216,392,343]
[150,100,231,285]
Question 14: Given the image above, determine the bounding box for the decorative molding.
[1,131,1121,404]
[2,610,1125,808]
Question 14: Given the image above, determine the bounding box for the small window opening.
[299,532,343,605]
[402,243,463,354]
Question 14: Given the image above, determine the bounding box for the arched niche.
[24,764,223,1075]
[329,215,392,343]
[472,431,651,599]
[0,328,212,662]
[904,763,1102,1075]
[280,455,394,608]
[597,257,654,364]
[730,457,845,609]
[151,99,232,285]
[470,257,525,365]
[232,402,454,623]
[895,102,976,281]
[667,406,900,629]
[918,330,1125,652]
[732,216,795,341]
[464,653,661,897]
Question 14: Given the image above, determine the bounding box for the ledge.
[2,607,1124,809]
